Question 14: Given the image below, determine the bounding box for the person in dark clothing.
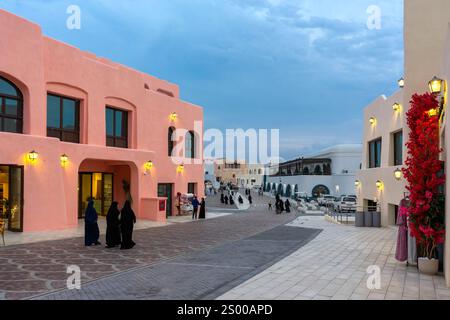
[224,195,229,205]
[199,198,206,219]
[279,199,285,213]
[285,199,291,213]
[85,200,101,246]
[248,195,253,204]
[191,196,200,219]
[268,202,272,211]
[105,201,121,248]
[230,196,235,205]
[238,195,244,204]
[120,201,136,250]
[220,193,225,203]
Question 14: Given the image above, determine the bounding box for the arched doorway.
[312,184,330,198]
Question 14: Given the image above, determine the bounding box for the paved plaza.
[218,215,450,300]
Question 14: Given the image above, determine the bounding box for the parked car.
[317,195,336,206]
[334,196,357,213]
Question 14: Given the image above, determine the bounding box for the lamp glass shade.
[28,151,38,161]
[355,180,360,187]
[398,78,405,88]
[60,154,69,164]
[145,161,153,170]
[394,169,402,180]
[429,76,443,94]
[369,117,376,125]
[169,112,178,121]
[376,180,383,189]
[392,103,401,112]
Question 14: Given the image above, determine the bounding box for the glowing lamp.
[144,160,153,171]
[369,117,376,125]
[376,180,383,190]
[394,168,402,180]
[392,103,401,112]
[169,112,178,121]
[429,76,444,94]
[60,154,69,166]
[428,108,438,117]
[177,164,184,173]
[398,77,405,88]
[355,180,361,187]
[28,150,38,162]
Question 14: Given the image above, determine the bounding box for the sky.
[0,0,404,160]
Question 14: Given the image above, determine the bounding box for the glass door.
[158,183,173,217]
[0,165,24,232]
[79,173,92,219]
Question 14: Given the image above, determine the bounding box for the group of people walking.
[268,195,291,214]
[84,199,136,250]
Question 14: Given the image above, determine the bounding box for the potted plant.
[404,93,446,275]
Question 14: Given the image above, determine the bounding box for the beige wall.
[356,90,405,226]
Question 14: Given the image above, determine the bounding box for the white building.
[265,144,362,198]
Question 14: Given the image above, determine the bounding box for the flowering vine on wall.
[403,93,445,259]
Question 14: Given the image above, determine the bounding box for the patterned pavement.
[0,192,295,300]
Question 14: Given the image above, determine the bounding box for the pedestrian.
[238,195,244,204]
[224,195,229,205]
[268,202,272,211]
[230,196,235,205]
[120,200,136,250]
[191,196,200,219]
[285,199,291,213]
[248,195,253,205]
[279,199,285,213]
[105,201,121,248]
[220,193,225,204]
[84,200,101,246]
[175,192,182,215]
[199,198,206,219]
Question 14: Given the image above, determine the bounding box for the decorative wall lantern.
[392,103,401,112]
[60,154,69,167]
[369,117,376,125]
[376,180,383,190]
[428,108,438,117]
[398,77,405,88]
[355,180,361,187]
[394,168,402,180]
[28,150,38,162]
[429,76,444,94]
[169,112,178,121]
[177,164,184,173]
[144,160,154,171]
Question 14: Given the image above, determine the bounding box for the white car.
[334,196,357,213]
[317,195,336,206]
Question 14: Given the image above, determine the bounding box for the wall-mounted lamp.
[60,154,69,167]
[429,76,444,94]
[355,180,361,187]
[392,103,401,112]
[145,160,154,171]
[169,112,178,121]
[28,150,39,162]
[394,168,402,180]
[398,77,405,88]
[369,117,376,125]
[376,180,383,190]
[177,164,184,173]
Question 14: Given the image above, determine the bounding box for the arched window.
[312,185,330,198]
[314,165,323,175]
[0,76,23,133]
[168,127,175,156]
[302,167,310,175]
[185,130,195,159]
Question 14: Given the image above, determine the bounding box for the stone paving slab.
[218,216,450,300]
[34,226,321,300]
[0,192,296,300]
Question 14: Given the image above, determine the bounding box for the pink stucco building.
[0,9,204,232]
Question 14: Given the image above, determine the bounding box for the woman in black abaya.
[105,201,121,248]
[199,198,206,219]
[85,200,101,246]
[120,200,136,250]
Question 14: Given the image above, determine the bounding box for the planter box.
[355,212,365,227]
[372,212,381,228]
[418,257,439,275]
[364,212,373,227]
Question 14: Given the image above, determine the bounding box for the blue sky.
[0,0,404,160]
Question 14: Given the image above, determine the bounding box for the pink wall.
[0,9,204,232]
